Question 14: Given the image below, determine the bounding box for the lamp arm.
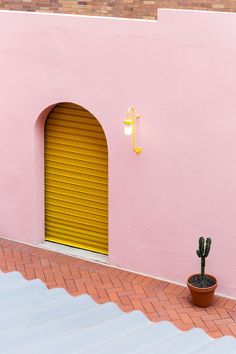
[125,106,142,154]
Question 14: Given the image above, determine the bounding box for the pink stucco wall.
[0,9,236,297]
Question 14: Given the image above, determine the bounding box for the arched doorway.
[44,102,108,255]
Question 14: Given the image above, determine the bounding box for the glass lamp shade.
[124,121,133,135]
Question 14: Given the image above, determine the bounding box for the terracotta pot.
[187,274,217,307]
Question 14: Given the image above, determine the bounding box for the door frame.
[33,102,109,257]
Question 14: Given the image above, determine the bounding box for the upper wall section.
[0,0,236,20]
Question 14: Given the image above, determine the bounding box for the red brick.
[215,307,231,319]
[209,331,224,338]
[204,320,219,332]
[229,311,236,321]
[142,301,155,313]
[225,299,236,310]
[228,323,236,336]
[167,309,180,320]
[179,313,193,324]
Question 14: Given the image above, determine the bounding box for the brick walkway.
[0,237,236,338]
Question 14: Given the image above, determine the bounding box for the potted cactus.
[187,237,217,307]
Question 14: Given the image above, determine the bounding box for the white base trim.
[38,241,108,264]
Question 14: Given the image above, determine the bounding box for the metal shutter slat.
[46,135,107,152]
[45,163,108,182]
[46,191,108,211]
[46,185,107,206]
[45,214,107,234]
[45,128,107,147]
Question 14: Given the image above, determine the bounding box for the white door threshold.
[38,241,109,264]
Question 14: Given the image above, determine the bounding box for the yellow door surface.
[45,103,108,254]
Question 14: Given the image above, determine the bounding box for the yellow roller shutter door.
[45,103,108,255]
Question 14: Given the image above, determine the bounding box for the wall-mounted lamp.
[123,106,142,154]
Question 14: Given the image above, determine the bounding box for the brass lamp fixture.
[123,106,142,154]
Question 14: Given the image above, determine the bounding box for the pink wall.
[0,9,236,297]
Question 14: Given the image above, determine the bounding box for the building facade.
[0,6,236,298]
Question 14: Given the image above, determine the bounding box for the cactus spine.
[196,237,211,278]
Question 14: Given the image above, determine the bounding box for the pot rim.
[187,273,217,292]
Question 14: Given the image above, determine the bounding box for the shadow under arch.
[33,102,109,253]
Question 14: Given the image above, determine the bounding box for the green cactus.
[196,237,212,278]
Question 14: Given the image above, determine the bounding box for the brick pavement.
[0,237,236,338]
